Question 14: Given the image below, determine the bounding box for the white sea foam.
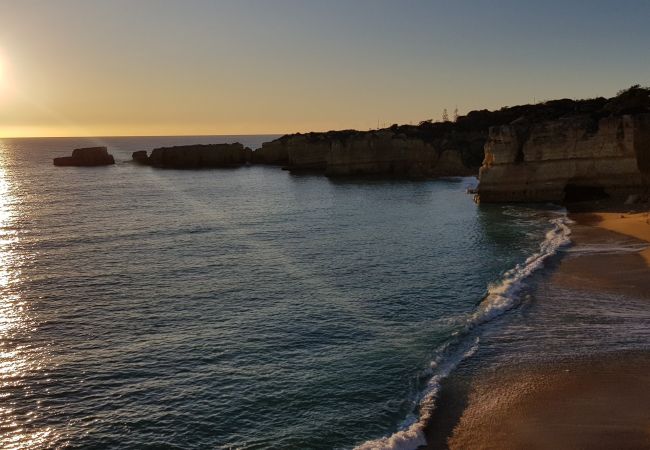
[468,215,572,327]
[354,339,479,450]
[565,243,649,255]
[354,213,573,450]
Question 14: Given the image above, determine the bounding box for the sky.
[0,0,649,137]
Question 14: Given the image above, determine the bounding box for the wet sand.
[447,354,650,450]
[428,209,650,449]
[571,210,650,265]
[554,212,650,297]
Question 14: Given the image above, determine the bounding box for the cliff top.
[271,85,650,145]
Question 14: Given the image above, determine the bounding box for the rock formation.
[132,150,149,164]
[53,147,115,166]
[476,86,650,203]
[252,91,624,178]
[123,84,650,196]
[254,127,483,177]
[325,131,476,177]
[133,143,252,168]
[251,140,288,165]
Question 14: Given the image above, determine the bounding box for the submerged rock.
[133,143,252,168]
[53,147,115,166]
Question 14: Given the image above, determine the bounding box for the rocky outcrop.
[133,143,252,168]
[253,129,480,177]
[252,89,630,178]
[251,140,289,165]
[123,85,650,189]
[132,150,149,164]
[476,114,650,202]
[325,130,475,177]
[53,147,115,166]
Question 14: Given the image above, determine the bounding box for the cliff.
[124,85,650,191]
[132,143,252,168]
[476,86,650,203]
[251,140,288,165]
[255,126,485,177]
[252,91,629,178]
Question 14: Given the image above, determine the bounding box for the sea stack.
[132,150,149,164]
[53,147,115,166]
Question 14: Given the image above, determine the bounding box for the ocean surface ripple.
[0,136,570,449]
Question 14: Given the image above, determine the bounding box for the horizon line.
[0,132,289,140]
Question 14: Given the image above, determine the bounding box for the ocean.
[0,135,574,449]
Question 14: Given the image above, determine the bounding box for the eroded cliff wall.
[136,143,251,168]
[476,114,650,202]
[253,130,477,177]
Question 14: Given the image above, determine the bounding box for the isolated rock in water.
[139,143,250,168]
[132,150,149,164]
[53,147,115,166]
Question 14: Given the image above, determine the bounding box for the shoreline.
[426,205,650,449]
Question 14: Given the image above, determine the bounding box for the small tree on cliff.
[442,109,449,122]
[453,108,459,122]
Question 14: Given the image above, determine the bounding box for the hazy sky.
[0,0,649,137]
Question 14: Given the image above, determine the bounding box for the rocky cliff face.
[476,114,650,202]
[251,140,288,165]
[252,89,632,178]
[122,85,650,190]
[253,129,480,177]
[133,143,252,168]
[325,131,475,177]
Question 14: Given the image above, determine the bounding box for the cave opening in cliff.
[563,183,609,202]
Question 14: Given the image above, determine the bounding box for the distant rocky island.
[53,146,115,166]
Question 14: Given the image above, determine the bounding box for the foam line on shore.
[565,243,649,255]
[354,213,572,450]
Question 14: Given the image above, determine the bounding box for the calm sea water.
[0,136,568,449]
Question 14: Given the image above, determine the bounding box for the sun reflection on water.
[0,145,57,448]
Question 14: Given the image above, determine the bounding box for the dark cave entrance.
[563,183,609,203]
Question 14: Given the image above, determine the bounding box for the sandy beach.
[428,208,650,450]
[446,354,650,450]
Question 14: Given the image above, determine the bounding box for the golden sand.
[447,356,650,450]
[571,211,650,265]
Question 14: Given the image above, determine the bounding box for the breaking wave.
[354,213,572,450]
